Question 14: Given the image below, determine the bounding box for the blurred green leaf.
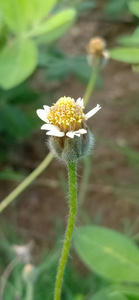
[0,0,29,34]
[31,9,76,37]
[128,1,139,18]
[90,288,128,300]
[108,143,139,168]
[78,0,96,11]
[74,294,85,300]
[0,168,24,181]
[38,51,102,86]
[73,226,139,282]
[25,0,57,25]
[0,39,37,89]
[0,104,34,137]
[133,27,139,36]
[114,285,139,300]
[36,21,74,44]
[118,35,139,47]
[118,27,139,47]
[110,48,139,64]
[0,0,58,34]
[105,0,127,16]
[0,83,39,104]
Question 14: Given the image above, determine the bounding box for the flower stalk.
[0,152,53,213]
[25,281,33,300]
[83,65,98,107]
[54,162,77,300]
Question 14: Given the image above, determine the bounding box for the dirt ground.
[0,1,139,256]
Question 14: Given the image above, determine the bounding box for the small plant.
[0,0,76,90]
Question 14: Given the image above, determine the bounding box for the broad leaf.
[118,27,139,47]
[0,0,57,34]
[26,0,57,25]
[31,9,76,37]
[36,22,74,44]
[128,1,139,18]
[0,0,29,34]
[73,226,139,282]
[90,288,128,300]
[0,39,37,89]
[118,35,139,47]
[110,48,139,64]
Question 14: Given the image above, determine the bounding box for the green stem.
[83,65,98,107]
[79,65,99,207]
[54,162,77,300]
[79,155,92,206]
[0,152,53,213]
[26,281,33,300]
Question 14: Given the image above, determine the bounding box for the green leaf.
[133,26,139,37]
[31,9,76,37]
[36,22,74,44]
[105,0,127,16]
[128,1,139,18]
[0,39,37,89]
[0,168,24,181]
[108,142,139,168]
[117,27,139,47]
[0,83,39,104]
[118,35,139,47]
[26,0,57,25]
[90,288,128,300]
[0,0,29,34]
[0,0,58,34]
[114,285,139,300]
[0,104,34,137]
[110,48,139,64]
[78,1,96,11]
[73,226,139,282]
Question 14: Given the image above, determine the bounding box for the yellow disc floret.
[47,97,85,132]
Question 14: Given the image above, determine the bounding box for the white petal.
[76,97,84,108]
[74,133,80,137]
[85,104,101,120]
[46,130,64,137]
[36,109,47,122]
[66,131,75,139]
[75,128,87,135]
[43,105,50,112]
[41,124,59,131]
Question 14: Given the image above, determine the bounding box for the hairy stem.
[0,152,53,213]
[54,162,77,300]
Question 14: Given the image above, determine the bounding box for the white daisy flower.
[36,96,101,139]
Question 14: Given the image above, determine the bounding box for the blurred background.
[0,0,139,299]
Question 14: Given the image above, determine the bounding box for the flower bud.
[86,37,109,67]
[48,129,94,163]
[22,264,36,283]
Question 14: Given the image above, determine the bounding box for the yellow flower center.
[47,97,85,132]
